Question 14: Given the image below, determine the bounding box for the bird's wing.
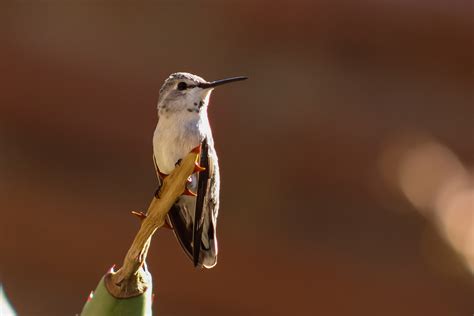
[193,138,219,268]
[193,138,210,266]
[164,138,219,268]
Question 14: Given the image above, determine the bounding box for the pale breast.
[153,114,205,174]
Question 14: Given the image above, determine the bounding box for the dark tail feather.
[167,205,193,260]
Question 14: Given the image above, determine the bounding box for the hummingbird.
[153,72,247,268]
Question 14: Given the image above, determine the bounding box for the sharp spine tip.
[162,221,173,230]
[87,290,94,302]
[194,162,206,173]
[131,211,147,220]
[191,144,202,154]
[182,187,198,197]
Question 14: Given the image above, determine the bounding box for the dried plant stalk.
[104,150,200,298]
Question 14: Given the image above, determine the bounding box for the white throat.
[153,101,212,174]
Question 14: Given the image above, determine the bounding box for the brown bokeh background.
[1,1,473,315]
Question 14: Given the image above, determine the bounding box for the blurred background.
[0,1,473,315]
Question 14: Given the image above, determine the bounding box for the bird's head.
[157,72,247,116]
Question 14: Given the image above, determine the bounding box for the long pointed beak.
[198,76,248,89]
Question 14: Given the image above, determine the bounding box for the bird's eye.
[177,82,187,91]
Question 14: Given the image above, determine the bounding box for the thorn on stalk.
[162,220,173,230]
[191,144,201,154]
[131,211,147,220]
[86,290,94,302]
[194,162,206,173]
[182,187,197,197]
